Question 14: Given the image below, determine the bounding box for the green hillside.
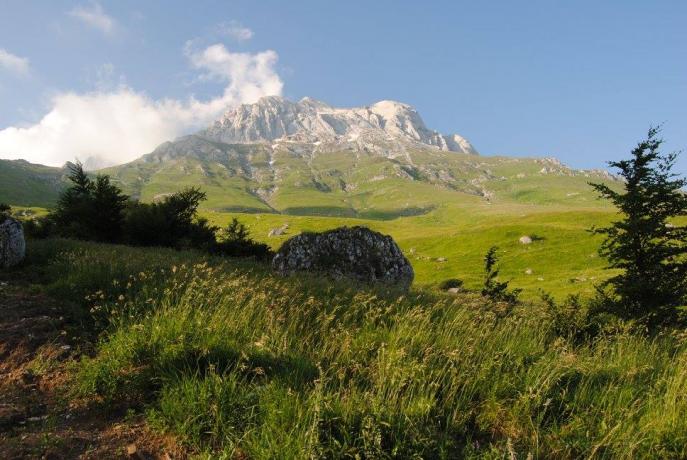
[98,140,621,299]
[0,159,66,207]
[103,138,618,217]
[3,141,622,299]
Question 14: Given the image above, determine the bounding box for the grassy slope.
[105,149,619,300]
[7,149,622,299]
[15,239,686,459]
[0,159,65,207]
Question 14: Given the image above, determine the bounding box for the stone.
[519,235,533,245]
[268,224,289,237]
[436,257,447,262]
[524,268,533,275]
[272,226,414,289]
[0,217,25,268]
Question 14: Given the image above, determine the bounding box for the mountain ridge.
[0,96,619,217]
[201,96,479,156]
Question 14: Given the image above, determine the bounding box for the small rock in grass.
[519,236,532,245]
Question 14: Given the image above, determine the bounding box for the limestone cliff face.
[201,96,478,156]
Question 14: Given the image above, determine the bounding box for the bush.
[481,246,521,304]
[213,218,273,260]
[438,278,463,291]
[123,187,217,251]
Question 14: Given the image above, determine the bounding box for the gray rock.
[272,226,414,289]
[268,224,289,237]
[0,217,25,268]
[519,235,533,245]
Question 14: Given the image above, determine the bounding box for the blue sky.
[0,0,685,171]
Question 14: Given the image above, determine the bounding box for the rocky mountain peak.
[201,96,478,155]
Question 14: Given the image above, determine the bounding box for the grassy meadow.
[201,200,617,300]
[11,238,687,458]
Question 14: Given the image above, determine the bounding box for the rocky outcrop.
[0,217,25,268]
[272,226,414,289]
[202,96,478,155]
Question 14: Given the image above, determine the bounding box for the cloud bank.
[0,44,283,167]
[0,49,30,75]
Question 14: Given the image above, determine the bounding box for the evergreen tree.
[52,162,128,242]
[221,218,250,242]
[481,246,520,303]
[590,127,687,328]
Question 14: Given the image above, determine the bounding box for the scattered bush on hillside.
[123,187,217,251]
[481,246,521,304]
[438,278,463,291]
[213,218,273,260]
[590,127,687,329]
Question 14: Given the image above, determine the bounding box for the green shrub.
[123,187,217,251]
[212,218,273,260]
[481,246,521,304]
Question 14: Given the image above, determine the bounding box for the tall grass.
[24,239,687,458]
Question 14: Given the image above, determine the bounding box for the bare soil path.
[0,281,186,459]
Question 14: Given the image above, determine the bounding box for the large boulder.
[0,217,26,268]
[272,226,414,289]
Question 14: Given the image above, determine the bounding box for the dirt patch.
[0,283,187,459]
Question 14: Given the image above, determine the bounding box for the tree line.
[22,162,272,260]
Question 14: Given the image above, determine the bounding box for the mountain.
[99,96,616,218]
[202,96,478,155]
[0,159,67,207]
[0,96,617,217]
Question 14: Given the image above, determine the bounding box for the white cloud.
[69,1,116,36]
[0,44,283,167]
[216,21,254,41]
[0,49,30,75]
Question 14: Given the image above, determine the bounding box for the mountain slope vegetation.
[0,159,66,207]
